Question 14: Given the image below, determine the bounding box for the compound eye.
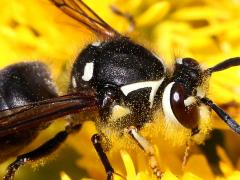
[170,83,199,129]
[182,58,199,68]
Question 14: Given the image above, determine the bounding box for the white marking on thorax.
[92,41,101,46]
[162,82,179,124]
[120,78,164,108]
[72,77,77,88]
[176,58,183,64]
[82,62,94,81]
[184,96,196,107]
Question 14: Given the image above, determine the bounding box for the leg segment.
[91,134,114,180]
[182,130,198,168]
[182,141,192,169]
[4,124,80,180]
[127,126,162,179]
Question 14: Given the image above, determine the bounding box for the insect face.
[162,58,206,129]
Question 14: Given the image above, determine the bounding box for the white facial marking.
[184,96,196,107]
[82,62,94,81]
[162,82,179,124]
[92,41,101,46]
[196,86,206,98]
[121,78,164,108]
[72,77,77,88]
[176,58,183,64]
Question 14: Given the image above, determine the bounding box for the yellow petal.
[60,171,71,180]
[161,170,178,180]
[182,172,203,180]
[226,171,240,180]
[172,7,230,21]
[185,154,214,179]
[216,146,234,175]
[120,150,136,179]
[137,2,170,27]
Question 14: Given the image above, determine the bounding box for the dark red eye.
[170,83,199,129]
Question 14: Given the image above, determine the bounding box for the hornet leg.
[127,126,162,179]
[4,124,81,180]
[91,134,114,180]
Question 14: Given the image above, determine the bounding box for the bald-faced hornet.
[1,0,240,179]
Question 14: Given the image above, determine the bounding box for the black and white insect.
[1,0,240,179]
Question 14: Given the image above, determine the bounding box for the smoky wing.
[0,93,98,137]
[49,0,120,38]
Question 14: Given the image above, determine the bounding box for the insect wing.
[0,93,98,137]
[49,0,120,38]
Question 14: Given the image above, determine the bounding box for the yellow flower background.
[1,0,240,180]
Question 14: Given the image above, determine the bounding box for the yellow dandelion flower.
[1,0,240,180]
